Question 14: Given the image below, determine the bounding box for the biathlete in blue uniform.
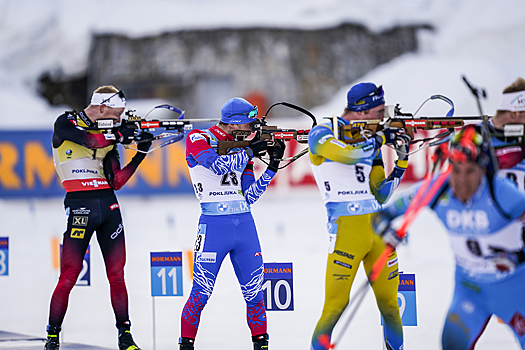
[179,97,285,350]
[373,125,525,350]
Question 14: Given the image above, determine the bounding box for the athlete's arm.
[52,112,115,149]
[369,150,408,204]
[186,130,249,174]
[493,176,525,219]
[103,147,146,190]
[242,165,276,205]
[308,124,379,165]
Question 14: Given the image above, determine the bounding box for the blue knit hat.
[347,82,385,111]
[220,97,258,124]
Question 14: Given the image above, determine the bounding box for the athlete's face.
[449,161,485,202]
[343,104,385,121]
[99,105,125,123]
[223,122,255,136]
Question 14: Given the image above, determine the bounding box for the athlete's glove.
[245,139,268,159]
[372,212,403,248]
[487,247,522,273]
[118,123,135,145]
[136,132,154,153]
[375,127,404,146]
[394,133,412,161]
[267,139,286,173]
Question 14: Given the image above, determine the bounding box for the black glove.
[136,132,154,153]
[267,140,286,172]
[245,139,268,159]
[118,123,135,145]
[375,127,402,146]
[394,133,412,161]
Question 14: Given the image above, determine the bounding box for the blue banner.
[150,252,183,297]
[0,129,199,198]
[263,262,294,311]
[0,237,8,276]
[382,272,417,326]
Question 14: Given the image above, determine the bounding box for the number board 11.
[150,252,183,297]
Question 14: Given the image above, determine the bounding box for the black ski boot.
[44,325,61,350]
[178,337,195,350]
[118,327,141,350]
[252,333,269,350]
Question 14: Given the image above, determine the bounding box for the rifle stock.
[216,125,309,155]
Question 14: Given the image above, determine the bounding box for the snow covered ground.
[1,0,525,349]
[0,189,522,349]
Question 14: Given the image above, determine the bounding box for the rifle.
[216,102,317,168]
[339,95,486,150]
[91,104,218,153]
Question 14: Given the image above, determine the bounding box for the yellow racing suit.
[309,117,407,350]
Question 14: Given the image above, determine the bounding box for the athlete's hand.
[375,127,404,146]
[136,132,154,153]
[372,212,403,248]
[246,140,267,159]
[267,139,286,172]
[487,247,520,273]
[118,123,135,145]
[394,133,412,161]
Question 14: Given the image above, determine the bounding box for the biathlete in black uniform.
[44,86,152,350]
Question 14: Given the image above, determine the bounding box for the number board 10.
[263,262,294,311]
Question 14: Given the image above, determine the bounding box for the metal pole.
[152,297,156,350]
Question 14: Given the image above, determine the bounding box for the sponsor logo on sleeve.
[330,139,347,148]
[190,133,207,143]
[318,135,331,144]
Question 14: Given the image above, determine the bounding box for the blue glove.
[372,212,404,248]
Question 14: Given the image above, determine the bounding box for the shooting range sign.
[0,237,8,276]
[60,244,90,286]
[150,252,183,297]
[263,262,294,311]
[382,272,417,326]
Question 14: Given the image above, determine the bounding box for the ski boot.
[252,333,269,350]
[178,337,195,349]
[44,325,61,350]
[118,328,141,350]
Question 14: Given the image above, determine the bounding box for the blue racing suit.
[180,125,275,339]
[379,173,525,349]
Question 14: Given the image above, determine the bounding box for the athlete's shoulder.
[186,129,209,144]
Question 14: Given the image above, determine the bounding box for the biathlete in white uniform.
[373,125,525,350]
[179,97,285,350]
[488,78,525,191]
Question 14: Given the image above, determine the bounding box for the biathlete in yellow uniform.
[309,82,411,350]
